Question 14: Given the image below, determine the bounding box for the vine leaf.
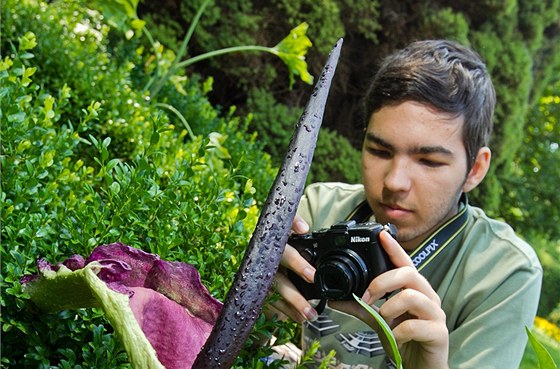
[525,326,558,369]
[353,294,403,369]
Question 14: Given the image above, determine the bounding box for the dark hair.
[363,39,496,170]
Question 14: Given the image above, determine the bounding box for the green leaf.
[353,294,403,369]
[272,23,314,87]
[89,0,144,38]
[8,112,26,123]
[110,182,121,195]
[0,56,14,71]
[21,66,37,87]
[19,32,37,52]
[526,326,558,369]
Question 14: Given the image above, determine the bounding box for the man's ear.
[463,147,491,193]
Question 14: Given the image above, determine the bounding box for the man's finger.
[379,230,414,268]
[363,266,440,305]
[379,288,444,324]
[272,273,319,322]
[281,244,315,283]
[292,214,310,234]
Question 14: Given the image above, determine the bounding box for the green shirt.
[297,182,542,369]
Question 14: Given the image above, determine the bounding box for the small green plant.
[90,0,313,99]
[522,317,560,369]
[295,341,336,369]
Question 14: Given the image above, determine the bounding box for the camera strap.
[345,194,469,271]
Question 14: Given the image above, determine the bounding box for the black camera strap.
[346,199,377,223]
[345,194,469,271]
[408,197,468,271]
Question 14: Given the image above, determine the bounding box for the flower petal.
[21,243,223,369]
[85,243,222,322]
[129,286,214,369]
[145,259,222,324]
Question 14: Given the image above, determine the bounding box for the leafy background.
[1,0,559,368]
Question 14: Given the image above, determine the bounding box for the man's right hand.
[267,215,319,323]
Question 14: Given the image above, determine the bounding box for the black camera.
[288,220,397,301]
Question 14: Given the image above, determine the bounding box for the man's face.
[361,101,469,251]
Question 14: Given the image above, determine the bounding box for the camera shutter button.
[300,248,314,263]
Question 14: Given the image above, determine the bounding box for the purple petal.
[38,257,55,272]
[21,242,223,369]
[146,260,222,324]
[86,242,157,286]
[129,287,214,369]
[86,243,222,320]
[62,254,86,270]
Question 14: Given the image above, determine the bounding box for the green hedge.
[1,1,303,367]
[246,88,362,184]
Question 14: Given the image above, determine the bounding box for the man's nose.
[384,158,412,192]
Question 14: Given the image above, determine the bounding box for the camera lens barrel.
[315,250,369,300]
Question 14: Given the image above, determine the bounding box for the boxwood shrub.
[1,1,303,367]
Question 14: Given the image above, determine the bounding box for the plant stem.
[174,45,275,70]
[149,45,274,98]
[191,38,343,369]
[155,102,196,140]
[141,27,161,93]
[175,0,211,63]
[148,0,211,98]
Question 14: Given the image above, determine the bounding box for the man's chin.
[392,228,423,250]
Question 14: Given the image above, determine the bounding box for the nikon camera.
[288,220,397,301]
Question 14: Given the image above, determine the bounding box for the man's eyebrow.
[413,145,454,156]
[365,132,454,156]
[365,132,394,150]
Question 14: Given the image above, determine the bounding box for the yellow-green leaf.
[273,22,314,87]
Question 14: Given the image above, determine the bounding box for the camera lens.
[315,250,368,300]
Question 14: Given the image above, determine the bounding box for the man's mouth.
[379,203,413,219]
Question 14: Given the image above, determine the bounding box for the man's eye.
[420,158,445,167]
[367,148,391,158]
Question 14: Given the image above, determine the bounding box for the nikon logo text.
[351,236,370,243]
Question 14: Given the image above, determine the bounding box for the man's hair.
[363,39,496,170]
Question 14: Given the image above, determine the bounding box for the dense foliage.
[505,78,560,320]
[245,88,362,184]
[0,1,305,367]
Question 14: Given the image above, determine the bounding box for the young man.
[270,40,543,368]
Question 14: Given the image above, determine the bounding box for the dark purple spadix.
[192,38,343,369]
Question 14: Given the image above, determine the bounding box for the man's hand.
[330,231,449,369]
[267,215,319,323]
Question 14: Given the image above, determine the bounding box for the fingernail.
[303,306,318,322]
[295,219,309,233]
[362,290,371,304]
[303,267,315,283]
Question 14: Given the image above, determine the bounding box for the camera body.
[288,220,397,301]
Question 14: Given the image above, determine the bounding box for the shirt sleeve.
[296,182,366,230]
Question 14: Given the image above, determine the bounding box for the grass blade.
[354,294,403,369]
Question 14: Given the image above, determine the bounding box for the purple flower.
[21,242,222,369]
